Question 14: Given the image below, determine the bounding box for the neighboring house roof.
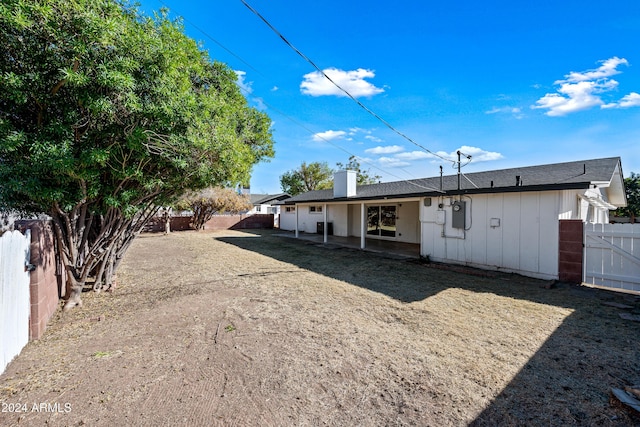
[284,157,627,207]
[251,193,291,205]
[249,194,268,204]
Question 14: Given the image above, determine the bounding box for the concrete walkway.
[275,231,420,259]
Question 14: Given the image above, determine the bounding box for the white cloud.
[531,57,639,116]
[451,146,503,162]
[312,130,347,142]
[602,92,640,109]
[348,127,368,135]
[365,135,383,143]
[378,157,411,168]
[366,146,502,167]
[533,80,613,116]
[235,70,252,94]
[252,97,267,111]
[365,145,404,154]
[486,106,524,119]
[404,146,502,162]
[300,68,385,98]
[235,71,267,110]
[394,150,434,161]
[558,57,628,83]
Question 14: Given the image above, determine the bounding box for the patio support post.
[295,204,299,238]
[419,198,424,257]
[360,202,366,249]
[323,203,328,243]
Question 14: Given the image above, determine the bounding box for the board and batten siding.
[420,190,577,280]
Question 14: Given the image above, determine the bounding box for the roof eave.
[283,182,593,204]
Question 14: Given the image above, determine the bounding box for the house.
[279,157,627,280]
[247,193,291,228]
[248,193,291,215]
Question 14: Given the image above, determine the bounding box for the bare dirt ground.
[1,229,639,426]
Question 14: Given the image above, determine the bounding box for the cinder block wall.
[143,214,275,232]
[558,219,584,284]
[204,214,274,230]
[17,220,60,340]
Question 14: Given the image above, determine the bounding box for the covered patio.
[275,231,420,259]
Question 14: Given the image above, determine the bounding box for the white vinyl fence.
[584,223,640,293]
[0,230,31,374]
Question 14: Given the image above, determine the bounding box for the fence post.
[558,219,584,283]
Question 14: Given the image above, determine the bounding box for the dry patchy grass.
[1,229,639,426]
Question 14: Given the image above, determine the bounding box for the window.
[309,205,323,214]
[285,206,295,213]
[256,206,261,212]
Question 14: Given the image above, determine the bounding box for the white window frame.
[309,205,323,214]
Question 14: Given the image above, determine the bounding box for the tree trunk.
[163,207,172,234]
[50,201,159,310]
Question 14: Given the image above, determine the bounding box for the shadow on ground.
[218,230,640,425]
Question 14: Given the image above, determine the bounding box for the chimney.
[334,170,357,198]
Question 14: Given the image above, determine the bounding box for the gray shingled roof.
[252,193,291,205]
[284,157,624,204]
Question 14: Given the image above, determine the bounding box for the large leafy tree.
[617,172,639,223]
[279,161,333,195]
[336,155,381,185]
[0,0,274,308]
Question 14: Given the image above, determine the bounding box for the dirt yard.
[1,229,639,426]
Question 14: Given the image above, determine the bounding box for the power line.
[155,0,263,76]
[239,0,455,166]
[146,0,445,193]
[233,86,444,193]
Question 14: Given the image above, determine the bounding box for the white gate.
[584,223,640,293]
[0,230,31,374]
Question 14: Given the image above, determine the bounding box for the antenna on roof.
[456,151,472,192]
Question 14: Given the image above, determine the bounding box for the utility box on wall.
[452,201,466,229]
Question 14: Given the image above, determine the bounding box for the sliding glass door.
[366,205,396,238]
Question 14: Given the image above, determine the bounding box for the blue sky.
[136,0,640,194]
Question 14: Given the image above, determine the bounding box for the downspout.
[295,204,299,238]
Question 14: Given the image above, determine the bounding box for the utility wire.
[239,0,455,166]
[149,0,445,193]
[156,0,263,76]
[234,86,444,193]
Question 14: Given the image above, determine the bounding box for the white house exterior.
[280,158,627,280]
[248,193,290,215]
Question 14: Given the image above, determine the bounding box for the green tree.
[0,0,274,308]
[336,155,381,185]
[176,187,252,231]
[279,161,333,195]
[617,172,640,223]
